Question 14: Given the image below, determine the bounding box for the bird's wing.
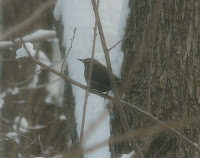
[92,64,110,84]
[92,64,120,83]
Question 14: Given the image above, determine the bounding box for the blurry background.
[0,0,69,157]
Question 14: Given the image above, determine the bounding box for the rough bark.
[110,0,200,157]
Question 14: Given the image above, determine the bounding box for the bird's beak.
[78,59,84,63]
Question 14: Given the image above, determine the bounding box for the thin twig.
[6,67,45,86]
[24,136,41,150]
[48,126,68,157]
[0,0,57,41]
[61,27,77,73]
[91,0,144,157]
[79,0,100,152]
[19,37,32,57]
[146,49,153,112]
[123,101,200,154]
[0,30,56,50]
[38,135,44,157]
[0,59,29,62]
[17,37,200,155]
[64,115,200,156]
[108,38,124,52]
[0,132,31,157]
[108,20,147,52]
[20,78,61,90]
[0,25,21,48]
[84,115,200,155]
[0,121,44,149]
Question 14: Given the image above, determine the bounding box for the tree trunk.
[110,0,200,157]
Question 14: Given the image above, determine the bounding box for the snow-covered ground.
[53,0,130,157]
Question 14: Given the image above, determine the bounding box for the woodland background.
[0,0,200,158]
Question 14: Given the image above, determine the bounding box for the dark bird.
[78,58,120,92]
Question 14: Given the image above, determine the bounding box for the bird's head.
[78,58,92,67]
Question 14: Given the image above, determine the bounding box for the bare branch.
[0,30,56,50]
[61,27,77,73]
[17,37,200,155]
[108,21,147,52]
[49,126,68,157]
[0,132,31,157]
[84,115,200,155]
[0,121,37,146]
[21,78,61,90]
[0,0,57,41]
[0,59,29,62]
[76,2,100,157]
[6,67,45,86]
[90,0,144,157]
[38,135,45,157]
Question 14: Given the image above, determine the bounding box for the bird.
[78,58,120,92]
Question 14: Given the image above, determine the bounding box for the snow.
[6,132,18,138]
[0,94,5,109]
[8,87,19,95]
[13,116,28,133]
[121,151,135,158]
[6,132,19,143]
[51,154,63,158]
[45,96,54,104]
[16,42,35,59]
[16,42,51,65]
[0,88,20,109]
[6,132,18,141]
[23,29,56,40]
[46,41,64,106]
[15,40,62,106]
[34,155,63,158]
[0,29,56,49]
[59,114,67,121]
[15,42,51,88]
[28,125,46,130]
[27,49,51,87]
[53,0,130,157]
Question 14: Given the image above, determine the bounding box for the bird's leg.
[105,91,109,95]
[102,91,110,101]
